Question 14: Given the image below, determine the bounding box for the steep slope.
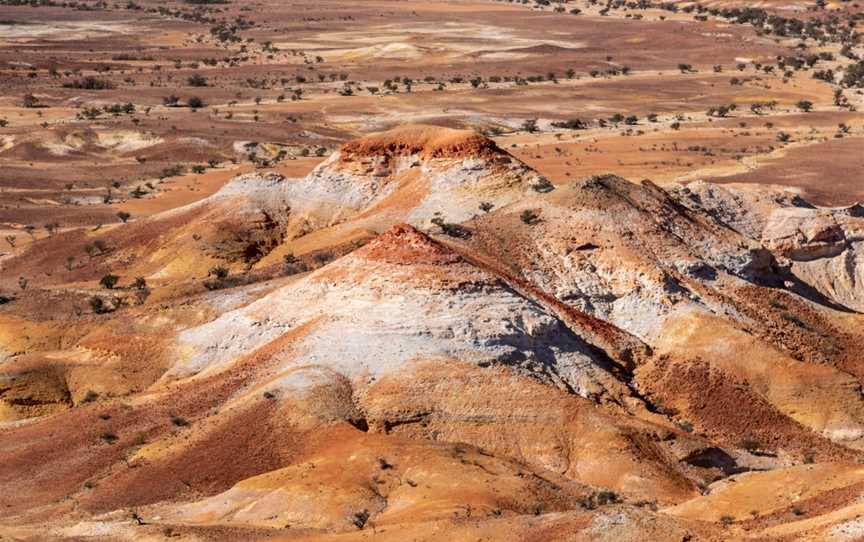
[671,180,864,314]
[457,175,864,455]
[762,204,864,312]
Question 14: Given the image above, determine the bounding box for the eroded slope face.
[165,224,632,403]
[672,181,864,314]
[462,175,777,342]
[459,175,864,456]
[762,205,864,313]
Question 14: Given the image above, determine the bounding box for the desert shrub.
[203,266,230,290]
[352,510,370,529]
[283,253,308,275]
[738,438,760,452]
[22,93,40,108]
[520,209,540,225]
[431,217,472,239]
[170,415,189,427]
[186,73,208,87]
[551,118,586,130]
[99,274,119,289]
[89,295,111,314]
[578,490,619,510]
[209,266,229,280]
[63,77,114,90]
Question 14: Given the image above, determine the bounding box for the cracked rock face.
[763,205,864,311]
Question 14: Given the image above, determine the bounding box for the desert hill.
[3,126,864,541]
[0,125,550,286]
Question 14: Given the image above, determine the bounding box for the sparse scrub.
[63,77,114,90]
[99,274,120,289]
[520,209,540,225]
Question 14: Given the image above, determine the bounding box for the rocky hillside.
[2,126,864,541]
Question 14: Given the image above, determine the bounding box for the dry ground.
[2,0,864,539]
[2,0,863,255]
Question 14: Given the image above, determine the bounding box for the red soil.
[360,223,463,266]
[339,124,508,162]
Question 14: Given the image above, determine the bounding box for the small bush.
[99,274,120,289]
[738,438,760,452]
[209,266,229,280]
[579,490,619,510]
[170,415,189,427]
[520,209,540,225]
[352,509,370,529]
[187,73,208,87]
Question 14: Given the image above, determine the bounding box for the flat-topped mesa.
[285,125,553,231]
[310,124,546,184]
[338,124,509,163]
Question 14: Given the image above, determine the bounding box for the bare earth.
[2,0,864,540]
